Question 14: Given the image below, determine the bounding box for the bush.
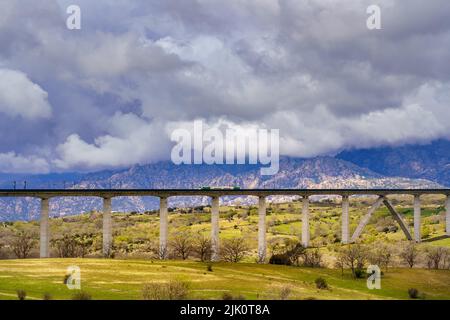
[17,290,26,300]
[269,253,291,265]
[301,248,323,267]
[43,293,52,300]
[269,241,305,266]
[63,273,70,284]
[221,292,246,300]
[354,268,365,279]
[222,292,233,300]
[71,291,92,300]
[408,288,419,299]
[279,286,291,300]
[142,280,190,300]
[51,233,95,258]
[315,277,328,290]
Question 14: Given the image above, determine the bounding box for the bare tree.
[74,233,94,258]
[51,234,78,258]
[221,237,249,263]
[334,253,346,276]
[9,231,36,259]
[170,232,194,260]
[369,242,394,271]
[338,244,369,277]
[301,248,323,268]
[424,246,448,269]
[193,234,211,262]
[400,242,420,268]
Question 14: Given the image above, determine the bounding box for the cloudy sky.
[0,0,449,173]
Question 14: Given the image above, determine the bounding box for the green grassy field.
[0,258,449,300]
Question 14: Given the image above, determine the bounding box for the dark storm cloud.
[0,0,449,172]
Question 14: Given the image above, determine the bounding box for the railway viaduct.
[1,189,449,262]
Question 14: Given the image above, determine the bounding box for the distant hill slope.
[0,156,442,221]
[336,139,450,187]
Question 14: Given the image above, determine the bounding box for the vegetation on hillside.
[1,195,448,269]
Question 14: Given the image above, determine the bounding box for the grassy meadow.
[0,259,449,300]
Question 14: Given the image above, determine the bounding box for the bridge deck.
[0,188,448,198]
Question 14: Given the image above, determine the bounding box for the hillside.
[0,156,443,221]
[1,195,448,259]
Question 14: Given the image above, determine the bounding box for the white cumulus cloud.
[0,69,52,119]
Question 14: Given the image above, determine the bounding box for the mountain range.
[337,139,450,187]
[0,146,447,221]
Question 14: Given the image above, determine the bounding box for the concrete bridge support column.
[211,196,220,261]
[302,196,310,248]
[40,198,50,258]
[414,195,421,242]
[341,196,349,244]
[258,196,267,263]
[446,195,450,236]
[159,197,168,259]
[102,197,112,257]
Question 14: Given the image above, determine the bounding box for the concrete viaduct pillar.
[211,196,220,261]
[159,197,168,259]
[102,197,112,257]
[414,195,421,242]
[446,195,450,237]
[40,198,50,258]
[301,196,310,248]
[258,196,267,263]
[341,195,349,244]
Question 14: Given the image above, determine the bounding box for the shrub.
[17,290,26,300]
[142,280,190,300]
[269,241,305,266]
[315,277,328,290]
[279,286,291,300]
[269,253,291,265]
[63,273,70,284]
[354,268,365,279]
[221,292,246,300]
[52,234,78,258]
[43,293,52,300]
[222,292,233,300]
[71,291,92,300]
[52,233,95,258]
[301,248,323,267]
[408,288,419,299]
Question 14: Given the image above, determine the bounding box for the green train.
[200,186,241,190]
